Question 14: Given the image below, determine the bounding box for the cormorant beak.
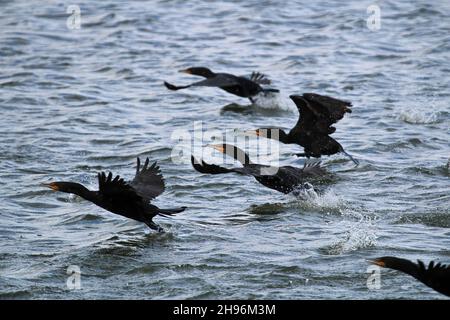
[289,94,301,100]
[178,69,192,74]
[41,182,59,191]
[367,258,385,267]
[207,144,225,154]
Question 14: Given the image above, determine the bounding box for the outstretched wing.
[419,260,450,295]
[98,171,142,202]
[248,71,272,85]
[289,95,320,136]
[302,93,352,125]
[130,157,165,202]
[302,161,327,177]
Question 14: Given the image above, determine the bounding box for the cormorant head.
[42,181,87,194]
[208,143,252,165]
[243,128,281,139]
[179,67,215,78]
[368,256,424,277]
[369,256,396,268]
[242,128,290,144]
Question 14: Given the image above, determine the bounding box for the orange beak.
[368,258,386,267]
[207,144,225,154]
[178,69,192,74]
[41,182,59,191]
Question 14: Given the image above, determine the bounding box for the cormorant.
[164,67,279,103]
[42,158,186,232]
[191,144,326,194]
[370,256,450,297]
[243,93,359,165]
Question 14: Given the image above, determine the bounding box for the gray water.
[0,0,449,300]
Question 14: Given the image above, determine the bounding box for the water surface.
[0,0,449,299]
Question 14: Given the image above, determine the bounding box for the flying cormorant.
[370,256,450,297]
[164,67,279,103]
[191,144,326,194]
[43,158,186,232]
[243,93,359,165]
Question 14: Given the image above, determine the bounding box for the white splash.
[253,93,296,112]
[326,215,378,255]
[293,187,346,211]
[293,183,320,201]
[398,109,439,124]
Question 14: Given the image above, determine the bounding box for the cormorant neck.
[226,146,252,165]
[189,67,216,79]
[202,69,215,78]
[71,184,96,202]
[384,257,420,279]
[258,128,291,144]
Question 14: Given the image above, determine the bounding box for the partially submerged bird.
[164,67,279,103]
[42,158,186,232]
[370,256,450,297]
[191,144,326,194]
[243,93,359,165]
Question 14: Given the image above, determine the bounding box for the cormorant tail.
[262,88,280,93]
[164,81,190,91]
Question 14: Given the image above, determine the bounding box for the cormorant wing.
[98,172,142,202]
[247,72,272,85]
[302,93,352,124]
[130,157,165,202]
[418,260,450,296]
[289,95,320,136]
[301,162,327,177]
[189,74,240,88]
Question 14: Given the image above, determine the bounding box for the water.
[0,0,449,299]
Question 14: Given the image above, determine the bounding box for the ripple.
[397,211,450,228]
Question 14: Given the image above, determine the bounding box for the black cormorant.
[243,93,359,165]
[42,158,186,232]
[370,256,450,297]
[164,67,279,103]
[191,144,326,194]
